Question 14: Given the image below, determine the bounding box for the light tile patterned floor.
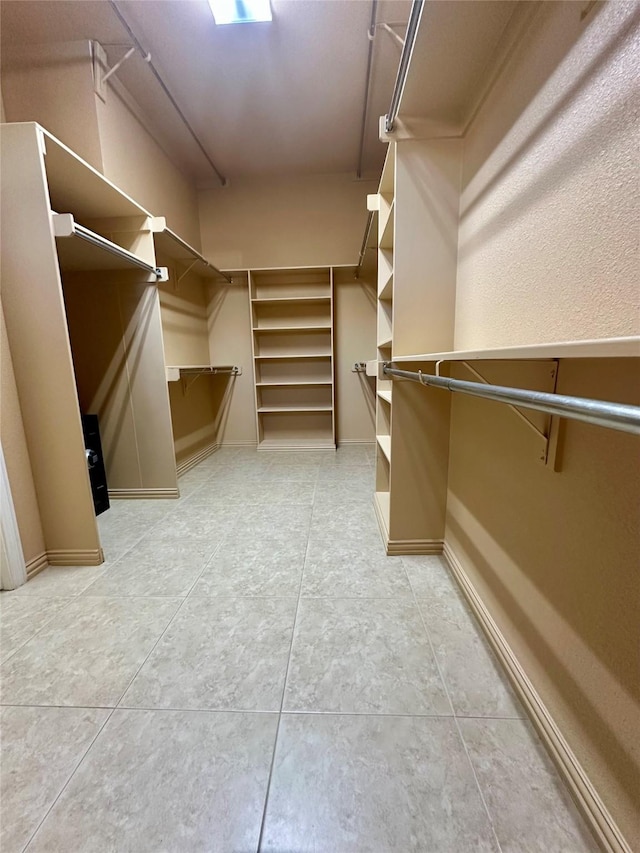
[0,447,598,852]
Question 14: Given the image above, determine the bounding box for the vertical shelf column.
[249,268,336,450]
[372,146,396,538]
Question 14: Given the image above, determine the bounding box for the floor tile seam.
[113,546,220,708]
[405,570,503,852]
[20,704,118,853]
[0,595,83,668]
[256,491,314,850]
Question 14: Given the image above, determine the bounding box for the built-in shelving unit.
[249,268,336,450]
[372,147,396,532]
[0,122,179,571]
[151,217,231,283]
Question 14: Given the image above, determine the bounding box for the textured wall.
[445,2,640,844]
[455,2,640,349]
[198,174,377,270]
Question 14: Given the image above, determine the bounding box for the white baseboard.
[220,441,258,448]
[176,442,220,477]
[337,440,376,447]
[25,551,49,578]
[108,488,179,500]
[46,548,104,567]
[442,541,631,853]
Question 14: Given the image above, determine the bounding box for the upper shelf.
[52,213,163,278]
[390,337,640,363]
[39,125,151,220]
[150,217,231,283]
[397,2,526,132]
[165,365,239,382]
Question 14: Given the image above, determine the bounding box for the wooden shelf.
[396,2,525,133]
[42,126,150,220]
[392,337,640,362]
[258,404,333,413]
[380,200,395,250]
[377,390,392,404]
[251,297,331,304]
[151,218,227,281]
[254,353,332,360]
[53,213,159,276]
[379,272,393,302]
[376,434,392,462]
[253,325,332,333]
[249,267,335,451]
[257,380,332,387]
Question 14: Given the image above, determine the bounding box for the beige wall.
[96,87,201,248]
[199,174,377,270]
[455,2,639,349]
[443,3,640,844]
[206,279,256,446]
[1,41,104,170]
[0,302,45,566]
[446,359,640,846]
[333,270,376,444]
[158,264,219,466]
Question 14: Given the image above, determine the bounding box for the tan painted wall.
[446,359,640,846]
[198,174,377,270]
[96,88,201,248]
[1,41,104,170]
[333,270,376,444]
[206,279,256,446]
[0,302,45,565]
[158,263,218,466]
[455,2,640,349]
[444,3,640,843]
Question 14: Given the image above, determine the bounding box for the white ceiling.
[1,0,410,184]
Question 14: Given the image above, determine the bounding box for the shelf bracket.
[92,41,149,101]
[352,362,367,373]
[180,366,241,396]
[460,361,560,468]
[176,259,199,286]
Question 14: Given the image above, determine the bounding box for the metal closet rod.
[383,364,640,436]
[385,0,424,134]
[356,0,378,179]
[73,222,163,278]
[107,0,228,187]
[356,210,375,278]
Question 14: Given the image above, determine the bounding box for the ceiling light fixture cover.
[208,0,272,25]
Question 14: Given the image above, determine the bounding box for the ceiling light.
[208,0,272,25]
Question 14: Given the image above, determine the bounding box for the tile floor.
[0,446,598,852]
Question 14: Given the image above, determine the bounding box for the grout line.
[405,567,503,852]
[256,470,317,852]
[21,704,118,851]
[111,541,224,711]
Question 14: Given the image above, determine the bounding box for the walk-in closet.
[1,1,638,851]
